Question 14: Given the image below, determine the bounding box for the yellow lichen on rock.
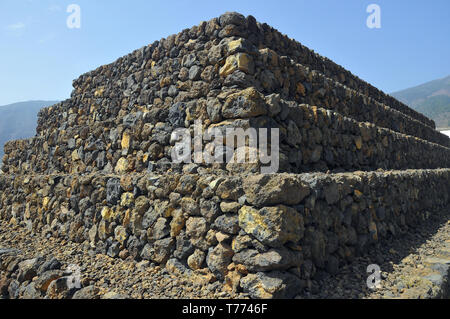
[238,205,303,247]
[219,53,254,77]
[238,206,264,234]
[94,86,105,97]
[121,132,131,150]
[115,158,128,173]
[42,197,50,211]
[227,38,245,53]
[71,150,80,162]
[120,192,134,207]
[101,207,113,221]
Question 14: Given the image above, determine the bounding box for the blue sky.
[1,0,449,106]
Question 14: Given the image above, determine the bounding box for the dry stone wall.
[249,20,435,129]
[28,13,447,148]
[1,12,449,299]
[0,169,449,298]
[3,97,450,176]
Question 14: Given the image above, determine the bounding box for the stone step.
[248,16,435,128]
[3,98,450,176]
[0,168,449,298]
[35,52,450,149]
[260,59,450,147]
[31,16,447,147]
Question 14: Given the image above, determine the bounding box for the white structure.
[441,130,450,138]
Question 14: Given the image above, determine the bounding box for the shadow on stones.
[308,207,450,299]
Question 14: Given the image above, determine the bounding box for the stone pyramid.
[1,12,449,298]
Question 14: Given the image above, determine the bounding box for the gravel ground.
[296,207,450,299]
[0,221,247,299]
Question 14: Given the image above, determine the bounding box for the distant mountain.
[391,75,450,129]
[0,100,59,161]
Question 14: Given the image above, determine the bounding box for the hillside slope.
[0,101,59,160]
[391,76,450,129]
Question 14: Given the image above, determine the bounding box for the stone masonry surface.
[1,169,449,298]
[1,12,449,299]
